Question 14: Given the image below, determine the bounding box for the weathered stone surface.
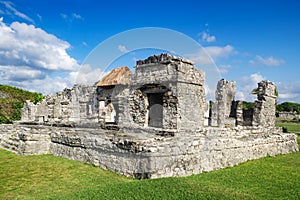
[0,124,50,155]
[211,79,236,127]
[0,124,298,179]
[277,111,300,120]
[236,101,243,126]
[253,80,276,127]
[121,54,206,131]
[21,85,98,126]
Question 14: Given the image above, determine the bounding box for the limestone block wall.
[125,54,206,131]
[162,90,178,129]
[176,82,206,130]
[131,54,205,89]
[0,124,298,179]
[21,85,99,126]
[277,112,300,120]
[0,124,51,155]
[128,89,148,127]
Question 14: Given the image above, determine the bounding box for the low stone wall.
[0,124,298,179]
[0,124,51,155]
[277,112,300,120]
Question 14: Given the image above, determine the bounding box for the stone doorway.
[147,93,163,128]
[99,99,116,124]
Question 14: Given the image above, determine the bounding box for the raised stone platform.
[0,123,298,179]
[1,54,299,179]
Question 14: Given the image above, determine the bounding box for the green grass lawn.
[0,123,299,200]
[276,122,300,135]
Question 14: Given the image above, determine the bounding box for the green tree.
[0,85,45,124]
[242,101,254,110]
[276,102,300,114]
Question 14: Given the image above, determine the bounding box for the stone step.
[8,135,20,141]
[0,135,20,150]
[2,140,19,149]
[4,139,19,146]
[0,142,19,154]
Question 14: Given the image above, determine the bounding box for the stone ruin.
[277,111,300,120]
[0,54,298,179]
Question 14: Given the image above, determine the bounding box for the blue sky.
[0,0,299,103]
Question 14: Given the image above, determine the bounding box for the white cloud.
[205,45,233,59]
[10,75,71,94]
[278,93,297,99]
[0,65,45,81]
[277,82,300,103]
[0,18,79,71]
[0,66,77,94]
[0,1,34,23]
[118,45,128,53]
[217,64,232,74]
[37,14,42,21]
[72,13,83,20]
[60,13,67,20]
[60,13,84,22]
[0,18,81,94]
[75,64,105,85]
[200,32,216,43]
[236,75,300,103]
[186,44,234,100]
[236,73,266,101]
[186,45,234,65]
[249,55,285,66]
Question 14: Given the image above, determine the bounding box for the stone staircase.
[0,132,21,154]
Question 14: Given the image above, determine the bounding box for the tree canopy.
[276,102,300,114]
[0,85,45,124]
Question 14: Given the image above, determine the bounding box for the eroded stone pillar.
[253,80,277,127]
[211,79,236,127]
[236,100,243,126]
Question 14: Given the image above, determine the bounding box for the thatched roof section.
[96,66,133,86]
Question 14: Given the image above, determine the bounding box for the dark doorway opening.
[147,93,163,128]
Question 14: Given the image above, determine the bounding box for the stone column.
[252,80,277,127]
[211,79,236,127]
[235,100,243,126]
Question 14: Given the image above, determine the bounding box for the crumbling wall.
[111,85,130,126]
[129,89,148,127]
[253,80,276,127]
[163,91,178,129]
[21,85,98,126]
[277,112,300,120]
[211,79,236,127]
[21,100,37,122]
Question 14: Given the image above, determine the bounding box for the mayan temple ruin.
[0,54,298,179]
